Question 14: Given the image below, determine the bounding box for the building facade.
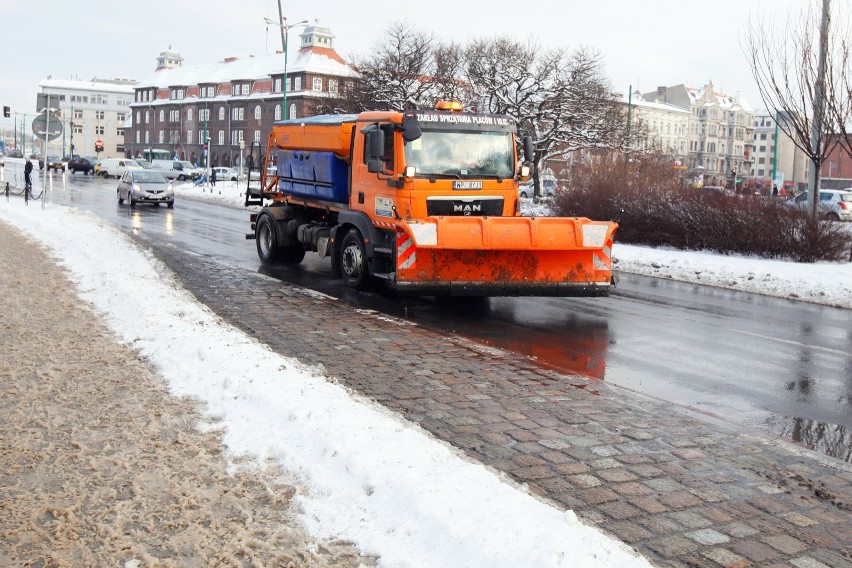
[126,26,357,169]
[751,111,810,193]
[36,77,136,159]
[643,82,755,187]
[624,91,691,158]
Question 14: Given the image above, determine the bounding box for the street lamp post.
[264,15,309,121]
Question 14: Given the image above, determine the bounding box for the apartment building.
[36,77,136,158]
[624,91,690,157]
[751,111,810,193]
[643,81,755,187]
[126,26,357,168]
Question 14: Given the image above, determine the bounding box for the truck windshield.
[404,130,514,179]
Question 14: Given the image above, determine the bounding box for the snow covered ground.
[1,177,848,566]
[177,180,852,310]
[1,191,652,566]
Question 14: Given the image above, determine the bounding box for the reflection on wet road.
[29,168,852,462]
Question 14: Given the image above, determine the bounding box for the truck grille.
[426,197,503,216]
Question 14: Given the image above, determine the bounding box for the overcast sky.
[0,0,822,121]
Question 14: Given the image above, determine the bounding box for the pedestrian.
[210,167,217,187]
[24,158,33,189]
[772,184,779,198]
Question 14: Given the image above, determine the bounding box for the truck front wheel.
[340,229,368,289]
[256,214,281,264]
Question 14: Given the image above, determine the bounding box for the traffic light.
[3,106,9,117]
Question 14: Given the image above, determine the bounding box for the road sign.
[32,113,63,141]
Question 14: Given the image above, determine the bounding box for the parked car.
[8,149,23,158]
[98,158,143,178]
[212,166,240,181]
[67,156,96,174]
[518,177,558,198]
[117,169,174,208]
[786,189,852,222]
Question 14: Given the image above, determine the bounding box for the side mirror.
[368,129,385,161]
[523,136,534,162]
[401,113,422,142]
[368,159,384,173]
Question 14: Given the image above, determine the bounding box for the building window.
[74,125,83,134]
[241,84,250,95]
[158,110,164,122]
[274,104,281,120]
[95,111,105,120]
[187,108,193,121]
[218,107,225,120]
[159,130,164,143]
[96,126,105,135]
[294,77,302,91]
[136,131,140,144]
[145,131,149,144]
[218,130,224,145]
[312,77,322,91]
[232,84,239,96]
[232,107,244,120]
[116,128,124,137]
[231,130,244,144]
[329,79,338,95]
[254,130,261,142]
[274,78,281,92]
[187,130,193,144]
[289,103,296,119]
[254,105,261,120]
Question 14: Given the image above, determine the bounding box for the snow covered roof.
[135,45,356,89]
[38,78,136,94]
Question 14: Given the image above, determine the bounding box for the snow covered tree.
[464,38,625,197]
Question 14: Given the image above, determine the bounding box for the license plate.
[453,181,482,190]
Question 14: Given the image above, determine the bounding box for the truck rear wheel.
[339,228,368,289]
[256,214,281,264]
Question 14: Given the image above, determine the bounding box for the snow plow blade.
[392,217,617,297]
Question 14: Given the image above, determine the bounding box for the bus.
[141,148,170,162]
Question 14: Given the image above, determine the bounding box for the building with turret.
[125,26,357,168]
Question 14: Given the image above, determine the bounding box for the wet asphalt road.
[6,165,850,461]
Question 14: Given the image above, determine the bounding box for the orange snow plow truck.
[245,102,617,297]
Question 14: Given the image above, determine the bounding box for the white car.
[212,167,240,181]
[786,189,852,221]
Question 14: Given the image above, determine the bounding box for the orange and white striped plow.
[391,216,618,297]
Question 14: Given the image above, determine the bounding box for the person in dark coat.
[24,158,33,189]
[210,167,217,187]
[772,184,779,197]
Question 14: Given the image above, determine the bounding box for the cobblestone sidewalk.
[151,245,851,568]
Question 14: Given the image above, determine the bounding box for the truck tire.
[339,228,368,289]
[256,214,281,264]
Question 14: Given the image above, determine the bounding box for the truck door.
[354,122,399,221]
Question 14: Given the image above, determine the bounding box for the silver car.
[786,189,852,221]
[117,169,175,208]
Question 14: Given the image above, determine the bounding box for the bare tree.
[743,0,845,219]
[464,38,624,197]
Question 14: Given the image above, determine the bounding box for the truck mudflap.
[391,217,617,297]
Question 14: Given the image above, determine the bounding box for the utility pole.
[808,0,830,220]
